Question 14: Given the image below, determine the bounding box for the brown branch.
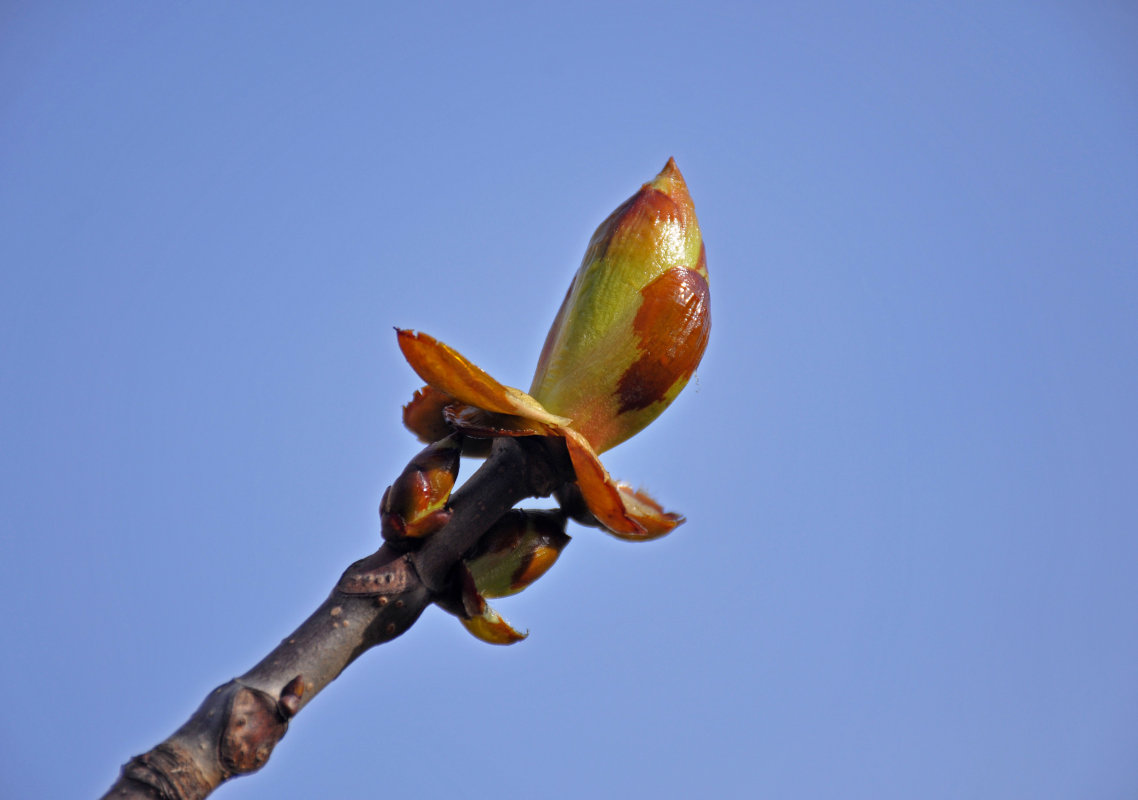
[100,436,569,800]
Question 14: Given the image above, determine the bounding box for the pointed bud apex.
[381,435,461,541]
[529,158,710,453]
[464,510,570,598]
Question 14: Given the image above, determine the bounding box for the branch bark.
[101,436,569,800]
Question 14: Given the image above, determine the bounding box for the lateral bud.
[464,510,570,598]
[381,434,462,542]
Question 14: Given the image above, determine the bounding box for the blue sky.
[2,2,1137,798]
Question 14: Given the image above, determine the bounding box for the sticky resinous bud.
[529,158,710,454]
[380,434,461,542]
[464,510,570,598]
[434,511,570,646]
[392,159,709,540]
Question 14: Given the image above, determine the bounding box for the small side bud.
[277,675,305,719]
[381,435,462,542]
[464,510,570,598]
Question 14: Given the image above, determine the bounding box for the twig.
[100,436,568,800]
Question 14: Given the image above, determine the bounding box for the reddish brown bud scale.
[402,385,455,445]
[510,544,562,593]
[454,563,528,645]
[617,266,710,415]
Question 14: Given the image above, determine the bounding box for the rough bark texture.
[101,436,569,800]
